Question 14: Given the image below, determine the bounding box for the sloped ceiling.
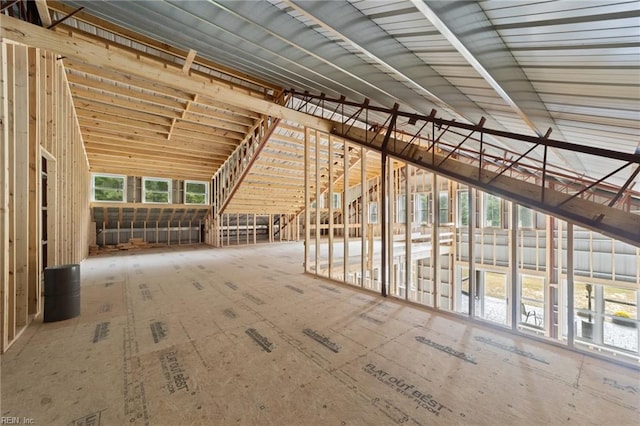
[43,0,639,200]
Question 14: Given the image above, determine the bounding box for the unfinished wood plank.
[34,0,53,27]
[28,47,40,316]
[13,46,29,333]
[7,43,17,343]
[1,15,332,132]
[181,49,197,74]
[0,41,10,351]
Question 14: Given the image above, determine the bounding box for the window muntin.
[143,177,172,203]
[92,173,126,202]
[185,180,209,205]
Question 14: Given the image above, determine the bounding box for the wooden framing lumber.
[1,15,331,132]
[1,40,90,352]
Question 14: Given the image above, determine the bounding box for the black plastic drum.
[44,264,80,322]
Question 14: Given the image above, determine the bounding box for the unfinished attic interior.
[1,0,639,424]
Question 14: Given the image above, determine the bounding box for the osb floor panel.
[1,243,638,426]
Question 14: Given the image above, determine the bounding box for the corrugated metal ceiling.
[59,0,639,185]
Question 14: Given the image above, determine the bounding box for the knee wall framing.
[1,41,90,352]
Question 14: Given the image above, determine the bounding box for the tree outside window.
[185,181,209,205]
[143,178,171,203]
[397,194,406,224]
[92,174,126,202]
[518,205,534,228]
[439,191,449,224]
[483,193,501,227]
[415,193,430,225]
[457,190,469,226]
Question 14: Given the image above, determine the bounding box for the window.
[518,205,533,228]
[483,193,501,227]
[92,173,126,202]
[369,202,378,224]
[439,191,449,224]
[415,193,431,225]
[143,177,172,203]
[332,193,341,209]
[185,180,209,205]
[457,190,469,226]
[397,194,406,223]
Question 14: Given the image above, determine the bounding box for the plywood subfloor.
[1,243,638,425]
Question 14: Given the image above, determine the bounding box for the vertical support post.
[28,47,40,316]
[315,130,321,276]
[433,173,440,307]
[567,222,575,347]
[511,201,519,329]
[360,146,367,288]
[468,188,476,318]
[0,41,10,350]
[343,143,349,283]
[328,136,334,279]
[404,164,411,301]
[380,151,388,297]
[304,128,310,272]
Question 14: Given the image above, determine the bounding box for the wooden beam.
[80,127,239,153]
[1,16,332,132]
[66,73,186,109]
[6,42,16,343]
[47,1,280,92]
[34,0,53,27]
[74,102,173,126]
[28,47,40,316]
[82,134,234,156]
[182,49,197,74]
[70,86,184,118]
[76,110,171,133]
[0,41,10,351]
[64,59,192,100]
[88,165,214,182]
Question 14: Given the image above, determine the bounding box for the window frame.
[91,173,126,203]
[184,180,209,205]
[396,194,407,224]
[332,193,341,209]
[483,192,502,228]
[142,177,172,204]
[369,202,379,224]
